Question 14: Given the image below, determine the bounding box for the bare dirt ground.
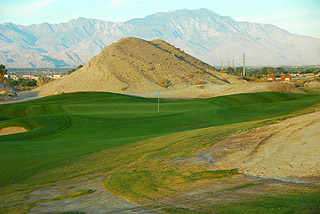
[28,174,158,214]
[0,127,27,136]
[190,111,320,183]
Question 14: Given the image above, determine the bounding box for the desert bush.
[146,65,155,71]
[159,79,170,88]
[195,80,205,85]
[68,69,76,75]
[199,70,205,75]
[38,76,52,87]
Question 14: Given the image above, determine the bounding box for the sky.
[1,0,320,38]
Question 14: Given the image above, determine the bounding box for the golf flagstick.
[158,92,160,112]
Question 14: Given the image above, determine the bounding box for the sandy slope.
[206,111,320,183]
[131,82,303,99]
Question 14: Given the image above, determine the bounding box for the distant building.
[51,75,65,79]
[275,76,282,81]
[266,75,291,81]
[266,75,276,81]
[281,75,291,81]
[20,75,38,80]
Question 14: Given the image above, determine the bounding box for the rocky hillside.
[1,9,320,68]
[0,81,18,94]
[34,37,240,96]
[0,81,18,101]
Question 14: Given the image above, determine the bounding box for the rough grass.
[219,183,261,192]
[211,192,320,214]
[52,189,95,200]
[0,91,319,209]
[186,169,239,182]
[302,86,320,94]
[156,192,320,214]
[0,203,35,214]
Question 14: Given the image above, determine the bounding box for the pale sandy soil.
[131,82,304,99]
[205,111,320,183]
[0,127,27,136]
[28,174,158,214]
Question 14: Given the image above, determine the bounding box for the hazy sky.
[1,0,320,38]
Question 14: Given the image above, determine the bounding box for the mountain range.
[1,8,320,68]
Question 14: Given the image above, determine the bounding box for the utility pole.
[228,60,230,73]
[243,53,246,76]
[232,59,235,75]
[221,61,224,72]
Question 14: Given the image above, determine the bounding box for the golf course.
[1,91,320,213]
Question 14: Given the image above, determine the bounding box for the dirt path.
[28,174,158,214]
[202,111,320,183]
[0,127,27,136]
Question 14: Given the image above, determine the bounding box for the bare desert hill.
[35,37,241,96]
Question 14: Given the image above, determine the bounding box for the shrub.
[38,76,52,86]
[159,79,170,88]
[195,80,205,85]
[146,65,155,71]
[199,70,205,75]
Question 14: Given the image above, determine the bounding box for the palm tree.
[0,64,8,82]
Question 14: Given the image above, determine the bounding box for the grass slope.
[0,91,319,209]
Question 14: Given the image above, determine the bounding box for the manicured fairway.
[0,91,319,204]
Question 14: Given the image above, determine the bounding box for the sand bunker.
[206,111,320,183]
[0,127,28,136]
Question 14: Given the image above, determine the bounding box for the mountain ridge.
[1,8,319,68]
